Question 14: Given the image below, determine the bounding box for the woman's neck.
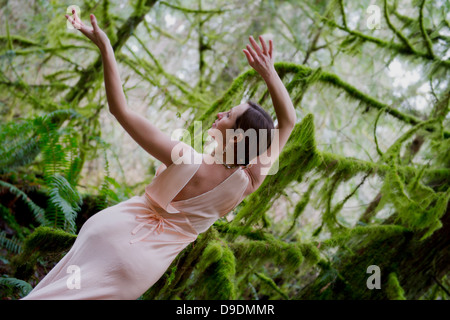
[210,149,241,169]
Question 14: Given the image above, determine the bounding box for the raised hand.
[243,36,275,80]
[65,10,111,51]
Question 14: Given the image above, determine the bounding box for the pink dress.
[22,149,249,300]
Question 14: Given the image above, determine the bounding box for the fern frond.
[0,231,23,254]
[62,130,83,186]
[0,180,47,225]
[97,148,112,211]
[0,109,81,174]
[0,121,41,173]
[0,277,33,296]
[45,174,82,233]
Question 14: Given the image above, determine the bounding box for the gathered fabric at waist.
[129,194,199,244]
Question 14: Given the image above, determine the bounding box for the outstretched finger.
[71,9,85,28]
[243,49,254,64]
[259,36,268,55]
[65,14,81,30]
[246,44,258,62]
[90,14,100,32]
[249,36,263,56]
[269,39,273,59]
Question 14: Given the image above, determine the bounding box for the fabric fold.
[144,145,203,214]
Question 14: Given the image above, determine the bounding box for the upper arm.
[112,108,186,167]
[245,123,294,191]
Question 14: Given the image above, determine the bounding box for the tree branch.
[419,0,435,59]
[383,0,415,53]
[320,15,450,69]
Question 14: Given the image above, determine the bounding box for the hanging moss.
[296,242,322,267]
[284,178,319,236]
[230,238,304,274]
[214,220,269,241]
[192,238,237,299]
[386,272,406,300]
[318,224,410,249]
[254,272,289,300]
[376,164,450,239]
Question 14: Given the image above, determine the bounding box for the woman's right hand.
[243,35,276,80]
[65,10,111,52]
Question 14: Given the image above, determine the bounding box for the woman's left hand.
[243,35,276,80]
[65,10,111,52]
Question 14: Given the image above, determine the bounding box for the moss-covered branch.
[159,1,231,14]
[321,14,450,69]
[383,0,415,53]
[418,0,435,59]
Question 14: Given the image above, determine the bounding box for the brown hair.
[231,100,275,166]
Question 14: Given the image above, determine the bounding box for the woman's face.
[207,103,250,144]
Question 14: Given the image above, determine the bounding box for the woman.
[22,11,296,299]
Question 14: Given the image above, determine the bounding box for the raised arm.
[243,36,296,129]
[65,11,182,167]
[243,36,297,190]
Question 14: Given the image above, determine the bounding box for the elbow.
[110,108,127,119]
[280,110,297,128]
[288,117,297,127]
[279,118,296,129]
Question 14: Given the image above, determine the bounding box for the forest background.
[0,0,449,300]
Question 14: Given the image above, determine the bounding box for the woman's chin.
[207,127,221,137]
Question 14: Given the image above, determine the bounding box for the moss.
[214,220,269,241]
[296,242,322,266]
[377,163,450,239]
[418,0,435,58]
[383,0,415,53]
[197,240,224,272]
[230,238,304,274]
[382,119,438,164]
[284,178,319,236]
[318,225,410,249]
[255,272,289,300]
[192,238,237,299]
[386,272,406,300]
[12,226,76,281]
[298,230,412,300]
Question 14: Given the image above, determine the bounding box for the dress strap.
[144,144,203,213]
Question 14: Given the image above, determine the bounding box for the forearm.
[100,45,128,116]
[262,69,297,128]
